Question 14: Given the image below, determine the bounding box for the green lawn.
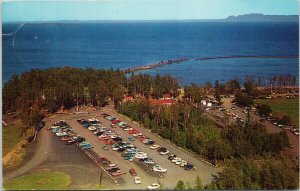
[256,98,299,124]
[2,120,26,156]
[3,172,71,190]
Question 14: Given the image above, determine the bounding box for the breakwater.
[195,55,299,61]
[123,58,188,73]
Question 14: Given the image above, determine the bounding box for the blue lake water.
[2,21,299,85]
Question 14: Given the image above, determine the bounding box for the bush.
[280,115,292,125]
[257,104,272,116]
[235,92,254,106]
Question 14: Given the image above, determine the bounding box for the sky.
[2,0,299,22]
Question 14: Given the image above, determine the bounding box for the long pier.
[195,55,299,61]
[123,58,189,73]
[123,55,298,73]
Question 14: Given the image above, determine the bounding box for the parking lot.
[48,106,220,189]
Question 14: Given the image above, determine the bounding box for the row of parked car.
[103,113,195,171]
[228,104,299,136]
[48,120,93,149]
[102,113,170,174]
[76,118,127,177]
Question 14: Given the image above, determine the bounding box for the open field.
[3,172,71,190]
[256,98,299,124]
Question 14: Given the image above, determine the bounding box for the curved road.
[3,117,53,181]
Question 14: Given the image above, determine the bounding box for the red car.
[112,119,120,124]
[129,168,137,176]
[105,139,115,145]
[129,129,138,135]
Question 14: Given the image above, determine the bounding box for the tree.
[214,80,221,103]
[195,176,203,190]
[225,80,240,94]
[257,104,272,116]
[279,115,292,125]
[244,80,255,95]
[175,180,186,190]
[235,92,254,107]
[112,87,124,109]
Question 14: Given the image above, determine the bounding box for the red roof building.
[150,99,176,106]
[124,96,134,102]
[162,93,172,100]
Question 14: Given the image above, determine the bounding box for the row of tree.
[3,68,181,136]
[127,73,179,98]
[119,99,290,162]
[174,155,298,190]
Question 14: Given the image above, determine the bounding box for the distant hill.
[225,13,298,22]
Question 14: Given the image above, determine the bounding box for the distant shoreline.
[3,13,298,24]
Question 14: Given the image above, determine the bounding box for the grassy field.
[2,120,27,156]
[3,172,71,190]
[256,98,299,124]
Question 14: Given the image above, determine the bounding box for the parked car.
[259,119,265,123]
[159,150,169,155]
[128,136,135,141]
[129,168,137,176]
[56,132,68,137]
[152,165,167,173]
[288,144,295,148]
[135,153,148,159]
[180,160,188,167]
[73,136,85,143]
[150,144,160,149]
[143,158,155,164]
[99,157,110,165]
[184,163,194,171]
[134,176,142,184]
[168,154,176,160]
[65,140,75,145]
[146,183,160,190]
[101,145,109,150]
[88,126,97,131]
[81,144,94,150]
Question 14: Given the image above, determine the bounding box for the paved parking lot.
[52,106,220,189]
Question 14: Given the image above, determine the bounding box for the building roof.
[150,99,176,105]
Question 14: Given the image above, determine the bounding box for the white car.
[110,135,118,139]
[152,165,167,173]
[132,133,138,137]
[135,153,148,159]
[175,159,182,165]
[56,132,68,137]
[150,144,160,149]
[159,150,169,155]
[172,157,181,163]
[180,160,187,167]
[112,146,121,151]
[146,183,160,190]
[134,176,141,184]
[88,126,97,131]
[143,158,155,164]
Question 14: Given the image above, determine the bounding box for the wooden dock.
[123,58,189,73]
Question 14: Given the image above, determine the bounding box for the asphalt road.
[4,115,116,189]
[3,120,53,181]
[222,98,299,159]
[55,106,220,189]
